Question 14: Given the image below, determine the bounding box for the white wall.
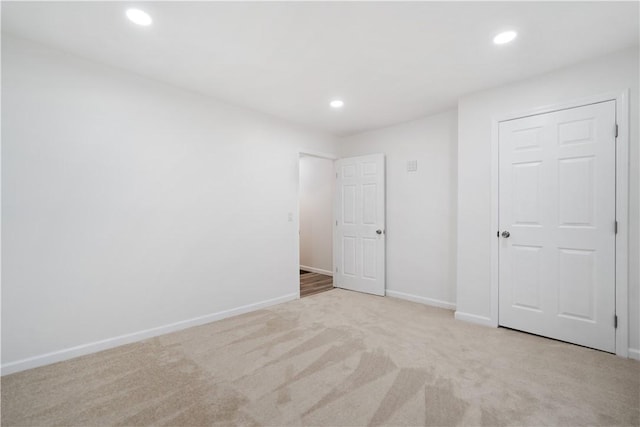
[338,110,458,309]
[299,155,334,274]
[456,47,640,354]
[1,36,337,371]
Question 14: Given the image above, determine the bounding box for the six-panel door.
[334,154,385,296]
[498,101,616,353]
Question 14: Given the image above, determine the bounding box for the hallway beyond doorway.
[300,270,333,298]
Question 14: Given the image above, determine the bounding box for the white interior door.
[499,101,616,353]
[334,154,385,296]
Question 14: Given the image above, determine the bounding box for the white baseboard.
[300,265,333,277]
[1,292,298,376]
[454,311,496,327]
[386,290,455,311]
[628,348,640,360]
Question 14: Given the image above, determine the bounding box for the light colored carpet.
[2,289,638,426]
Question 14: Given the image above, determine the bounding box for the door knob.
[501,231,510,238]
[376,229,383,235]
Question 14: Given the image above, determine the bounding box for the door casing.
[490,91,630,357]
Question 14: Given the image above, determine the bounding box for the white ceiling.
[2,1,639,136]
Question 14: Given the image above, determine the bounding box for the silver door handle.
[501,231,510,238]
[376,229,383,235]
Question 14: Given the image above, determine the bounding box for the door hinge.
[336,220,338,226]
[615,124,619,138]
[497,230,500,238]
[615,221,618,234]
[336,172,338,178]
[614,315,618,328]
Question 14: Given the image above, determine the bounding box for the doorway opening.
[298,153,335,298]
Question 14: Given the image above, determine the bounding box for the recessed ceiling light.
[330,99,344,109]
[126,8,152,26]
[493,30,517,45]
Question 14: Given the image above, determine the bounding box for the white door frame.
[296,150,338,299]
[490,90,630,357]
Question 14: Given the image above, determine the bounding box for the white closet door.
[499,101,616,353]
